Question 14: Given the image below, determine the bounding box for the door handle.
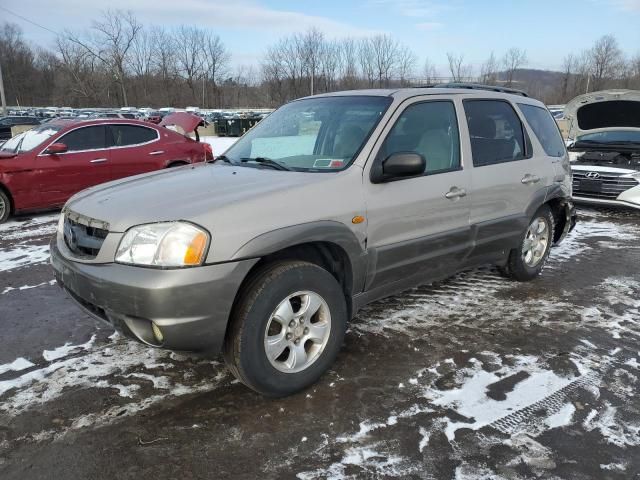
[90,158,107,163]
[149,150,165,156]
[445,187,467,200]
[521,174,540,185]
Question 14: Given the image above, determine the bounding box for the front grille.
[572,171,639,200]
[63,212,109,259]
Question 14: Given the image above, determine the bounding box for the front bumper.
[50,240,257,353]
[573,195,640,211]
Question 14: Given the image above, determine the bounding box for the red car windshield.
[1,124,64,153]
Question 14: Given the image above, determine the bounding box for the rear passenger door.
[106,123,163,179]
[363,97,472,291]
[462,98,550,261]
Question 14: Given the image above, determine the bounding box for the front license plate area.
[579,179,602,193]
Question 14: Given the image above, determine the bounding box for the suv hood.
[564,89,640,139]
[65,163,341,233]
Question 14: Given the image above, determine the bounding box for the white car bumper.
[571,165,640,210]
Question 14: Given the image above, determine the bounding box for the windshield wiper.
[240,157,291,171]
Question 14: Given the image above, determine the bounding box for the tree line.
[1,10,639,109]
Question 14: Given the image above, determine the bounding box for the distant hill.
[497,68,567,102]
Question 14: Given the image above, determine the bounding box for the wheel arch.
[0,182,14,214]
[229,221,369,319]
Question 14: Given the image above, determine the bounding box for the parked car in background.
[0,116,40,140]
[50,86,576,396]
[0,114,212,223]
[90,112,136,119]
[565,90,640,210]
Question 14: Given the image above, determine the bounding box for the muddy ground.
[0,207,639,479]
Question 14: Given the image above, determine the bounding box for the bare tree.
[358,38,376,87]
[396,45,416,86]
[422,58,438,84]
[369,34,399,87]
[446,52,472,82]
[589,35,623,90]
[174,25,205,103]
[320,40,342,93]
[203,32,230,107]
[65,10,142,106]
[129,28,155,103]
[479,51,499,85]
[340,38,358,89]
[150,26,177,105]
[300,28,324,95]
[502,47,527,87]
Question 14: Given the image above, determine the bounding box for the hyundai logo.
[585,172,601,179]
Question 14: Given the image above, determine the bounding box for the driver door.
[363,97,472,292]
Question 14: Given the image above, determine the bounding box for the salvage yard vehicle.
[0,115,41,141]
[0,113,213,223]
[565,89,640,210]
[50,85,576,396]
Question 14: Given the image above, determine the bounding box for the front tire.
[0,190,10,224]
[223,261,347,397]
[500,205,554,281]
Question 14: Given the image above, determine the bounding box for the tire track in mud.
[487,371,600,436]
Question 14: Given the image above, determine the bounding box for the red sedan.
[0,115,213,223]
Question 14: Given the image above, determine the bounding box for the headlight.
[115,222,209,267]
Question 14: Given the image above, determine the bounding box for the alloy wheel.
[264,291,332,374]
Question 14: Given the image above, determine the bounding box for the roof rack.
[419,83,529,97]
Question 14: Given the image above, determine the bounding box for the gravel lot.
[0,207,639,479]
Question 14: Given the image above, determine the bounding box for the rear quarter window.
[518,104,566,157]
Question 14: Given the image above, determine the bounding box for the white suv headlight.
[115,222,210,267]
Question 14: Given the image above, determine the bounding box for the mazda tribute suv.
[51,85,576,396]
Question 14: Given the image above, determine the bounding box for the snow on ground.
[0,334,230,440]
[200,136,238,155]
[0,244,52,272]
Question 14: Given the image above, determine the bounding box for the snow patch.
[42,335,96,361]
[0,357,35,375]
[0,244,50,272]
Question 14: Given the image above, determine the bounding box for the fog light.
[151,323,164,343]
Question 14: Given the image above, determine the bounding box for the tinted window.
[518,104,566,157]
[108,125,157,147]
[60,126,107,152]
[464,100,526,167]
[381,101,460,174]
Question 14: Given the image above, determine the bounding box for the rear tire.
[500,205,554,282]
[223,261,347,397]
[0,190,10,224]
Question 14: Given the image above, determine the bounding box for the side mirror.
[45,143,68,155]
[371,152,426,183]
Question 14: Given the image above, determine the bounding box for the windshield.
[576,130,640,144]
[223,96,392,171]
[0,125,64,153]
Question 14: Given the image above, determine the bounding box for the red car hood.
[159,112,204,134]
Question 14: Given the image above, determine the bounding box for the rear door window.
[518,104,566,157]
[59,126,107,152]
[108,125,158,147]
[463,100,527,167]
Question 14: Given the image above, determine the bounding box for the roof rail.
[419,83,529,97]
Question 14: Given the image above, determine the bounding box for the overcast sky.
[2,0,640,73]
